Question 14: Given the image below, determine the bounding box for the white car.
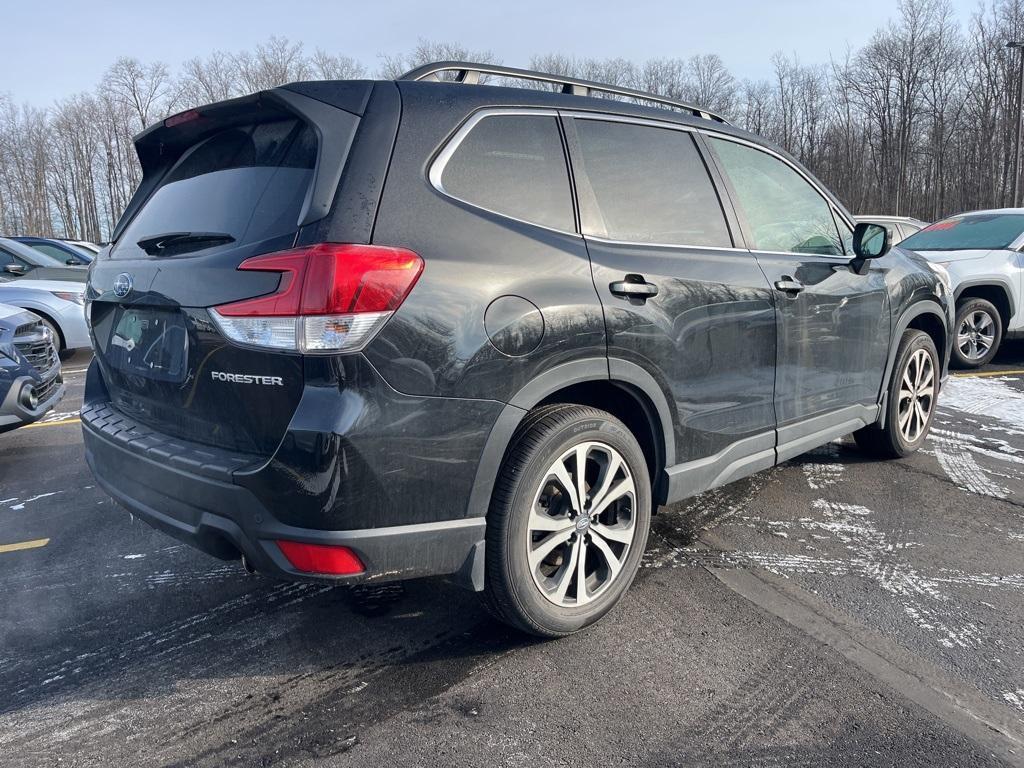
[856,215,928,245]
[0,278,90,354]
[900,208,1024,368]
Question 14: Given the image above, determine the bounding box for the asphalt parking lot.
[1,348,1023,767]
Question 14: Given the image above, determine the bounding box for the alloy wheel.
[957,310,995,362]
[897,348,935,444]
[527,441,637,607]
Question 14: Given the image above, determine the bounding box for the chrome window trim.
[560,110,699,134]
[752,249,852,261]
[584,234,748,253]
[428,107,581,238]
[428,106,859,258]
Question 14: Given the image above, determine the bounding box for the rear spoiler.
[112,82,375,244]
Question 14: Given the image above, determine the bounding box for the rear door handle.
[610,275,659,301]
[774,278,805,295]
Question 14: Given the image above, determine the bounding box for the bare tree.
[380,40,499,80]
[234,36,311,92]
[177,51,241,107]
[11,15,1024,241]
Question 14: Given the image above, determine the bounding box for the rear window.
[573,119,732,247]
[113,118,317,259]
[438,114,574,231]
[900,213,1024,252]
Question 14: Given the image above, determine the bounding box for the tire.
[483,404,652,637]
[854,329,939,459]
[951,298,1001,369]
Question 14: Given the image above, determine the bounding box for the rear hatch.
[88,87,366,456]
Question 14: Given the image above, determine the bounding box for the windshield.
[901,213,1024,252]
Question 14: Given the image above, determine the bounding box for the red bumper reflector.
[276,540,366,575]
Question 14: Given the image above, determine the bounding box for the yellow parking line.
[22,418,81,429]
[953,369,1024,379]
[0,538,49,554]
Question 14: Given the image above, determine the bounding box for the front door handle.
[610,275,659,301]
[774,277,805,295]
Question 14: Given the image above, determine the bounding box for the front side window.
[835,213,854,255]
[900,213,1024,251]
[439,114,574,231]
[573,119,732,247]
[710,138,843,256]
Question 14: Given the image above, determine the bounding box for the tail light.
[276,540,365,575]
[210,243,423,353]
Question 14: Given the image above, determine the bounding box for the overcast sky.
[3,0,982,105]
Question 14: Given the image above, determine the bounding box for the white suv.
[900,208,1024,368]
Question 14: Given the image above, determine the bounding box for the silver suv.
[901,209,1024,368]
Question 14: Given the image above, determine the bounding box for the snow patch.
[802,461,845,490]
[1003,689,1024,714]
[930,436,1010,499]
[939,376,1024,429]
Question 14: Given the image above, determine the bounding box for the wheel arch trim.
[953,278,1015,324]
[466,357,676,522]
[878,301,948,424]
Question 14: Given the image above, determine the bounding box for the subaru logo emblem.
[113,273,133,298]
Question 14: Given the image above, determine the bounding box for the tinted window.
[901,213,1024,251]
[573,120,731,246]
[710,138,843,256]
[30,243,73,262]
[115,118,318,259]
[440,114,574,231]
[835,213,854,255]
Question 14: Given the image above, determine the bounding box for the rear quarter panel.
[365,85,606,402]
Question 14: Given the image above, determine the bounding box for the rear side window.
[573,119,732,247]
[114,118,318,259]
[438,114,574,231]
[710,137,843,256]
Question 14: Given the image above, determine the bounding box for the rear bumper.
[83,418,486,586]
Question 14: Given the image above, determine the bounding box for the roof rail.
[398,61,730,124]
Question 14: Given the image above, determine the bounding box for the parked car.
[82,62,952,637]
[66,240,102,256]
[0,237,88,282]
[0,278,89,355]
[0,303,64,433]
[856,215,929,245]
[900,208,1024,368]
[12,236,94,264]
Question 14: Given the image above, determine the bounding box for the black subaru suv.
[83,62,952,636]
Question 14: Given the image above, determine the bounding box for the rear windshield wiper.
[136,231,235,256]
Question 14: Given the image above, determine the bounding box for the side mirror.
[3,264,25,275]
[853,222,891,260]
[66,258,78,265]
